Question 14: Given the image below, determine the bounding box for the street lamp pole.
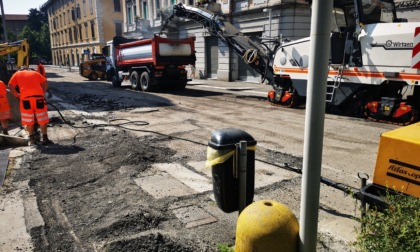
[0,0,11,62]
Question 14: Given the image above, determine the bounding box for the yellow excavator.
[0,38,30,83]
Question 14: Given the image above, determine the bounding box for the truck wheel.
[111,73,122,87]
[140,72,153,92]
[130,71,141,90]
[89,72,98,80]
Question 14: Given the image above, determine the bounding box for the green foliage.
[20,20,51,61]
[27,8,48,31]
[217,243,234,252]
[354,192,420,252]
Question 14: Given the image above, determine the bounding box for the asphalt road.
[0,66,400,251]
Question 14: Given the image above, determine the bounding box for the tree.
[21,7,51,61]
[27,8,48,32]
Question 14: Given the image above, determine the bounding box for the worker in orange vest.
[8,67,52,145]
[0,80,11,135]
[37,59,52,98]
[37,60,46,78]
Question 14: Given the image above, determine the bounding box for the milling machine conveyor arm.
[162,3,275,83]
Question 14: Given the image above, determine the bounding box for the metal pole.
[299,0,333,251]
[268,9,272,38]
[360,176,367,229]
[0,0,11,62]
[238,140,247,214]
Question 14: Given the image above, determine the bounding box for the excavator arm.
[163,3,276,83]
[0,39,30,68]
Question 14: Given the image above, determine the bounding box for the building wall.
[1,15,29,42]
[45,0,123,67]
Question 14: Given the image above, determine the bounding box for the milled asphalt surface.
[0,71,276,251]
[0,67,359,251]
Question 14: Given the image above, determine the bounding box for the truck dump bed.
[115,35,196,67]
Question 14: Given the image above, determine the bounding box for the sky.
[1,0,46,15]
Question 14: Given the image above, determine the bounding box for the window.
[68,10,70,23]
[83,0,86,16]
[156,0,160,11]
[128,5,133,24]
[74,27,78,41]
[127,0,137,23]
[84,23,89,39]
[79,24,83,40]
[69,29,73,43]
[115,23,122,36]
[77,4,81,19]
[63,12,66,25]
[114,0,121,12]
[72,7,75,21]
[90,0,93,14]
[142,1,148,19]
[90,20,95,38]
[361,0,394,23]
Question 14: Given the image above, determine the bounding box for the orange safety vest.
[0,81,11,119]
[9,70,47,99]
[0,81,7,97]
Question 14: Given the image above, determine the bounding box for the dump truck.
[102,35,196,92]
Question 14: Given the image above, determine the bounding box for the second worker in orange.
[9,67,53,145]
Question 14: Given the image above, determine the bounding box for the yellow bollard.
[235,200,299,252]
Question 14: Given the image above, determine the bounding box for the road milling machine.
[163,0,420,125]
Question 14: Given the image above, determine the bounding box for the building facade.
[120,0,311,82]
[43,0,124,67]
[0,14,29,42]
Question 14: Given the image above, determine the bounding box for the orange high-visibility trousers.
[19,98,49,126]
[0,96,11,120]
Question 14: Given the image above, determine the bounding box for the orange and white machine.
[270,0,420,125]
[168,1,420,125]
